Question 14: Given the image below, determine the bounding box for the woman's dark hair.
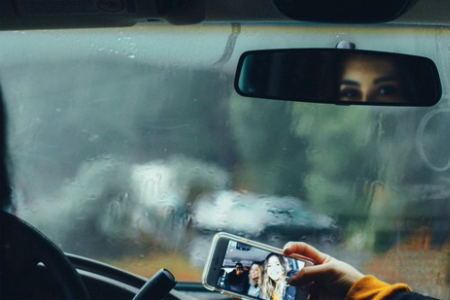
[334,53,418,104]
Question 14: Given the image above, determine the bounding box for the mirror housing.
[235,49,442,107]
[272,0,419,23]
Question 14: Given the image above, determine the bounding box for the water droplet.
[163,206,175,217]
[89,135,99,142]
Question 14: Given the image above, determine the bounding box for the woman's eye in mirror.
[378,85,399,96]
[372,84,406,102]
[339,87,362,101]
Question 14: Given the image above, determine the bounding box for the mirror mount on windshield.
[235,49,442,107]
[336,41,356,50]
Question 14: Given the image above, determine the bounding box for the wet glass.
[0,24,449,299]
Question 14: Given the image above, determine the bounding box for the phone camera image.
[216,240,308,300]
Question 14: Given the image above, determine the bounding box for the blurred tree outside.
[229,93,308,200]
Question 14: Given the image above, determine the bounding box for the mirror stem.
[336,41,356,49]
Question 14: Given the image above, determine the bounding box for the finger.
[283,242,328,264]
[286,263,332,286]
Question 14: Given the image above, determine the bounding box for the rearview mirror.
[235,49,442,106]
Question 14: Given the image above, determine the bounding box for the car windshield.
[0,23,449,298]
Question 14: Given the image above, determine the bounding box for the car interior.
[0,0,449,299]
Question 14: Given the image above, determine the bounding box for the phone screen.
[215,240,309,300]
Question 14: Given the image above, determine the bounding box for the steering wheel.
[1,211,91,299]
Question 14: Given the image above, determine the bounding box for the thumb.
[287,263,334,286]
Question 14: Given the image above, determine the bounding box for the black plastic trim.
[66,253,146,289]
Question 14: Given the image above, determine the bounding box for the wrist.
[345,275,411,300]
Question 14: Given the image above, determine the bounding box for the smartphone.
[202,232,314,300]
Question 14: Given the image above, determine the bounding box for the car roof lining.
[0,0,449,31]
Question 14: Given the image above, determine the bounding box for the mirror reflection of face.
[267,255,285,281]
[339,56,406,103]
[250,264,260,280]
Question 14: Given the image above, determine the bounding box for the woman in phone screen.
[248,262,263,297]
[261,254,297,300]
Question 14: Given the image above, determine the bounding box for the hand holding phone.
[283,242,365,299]
[202,233,314,300]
